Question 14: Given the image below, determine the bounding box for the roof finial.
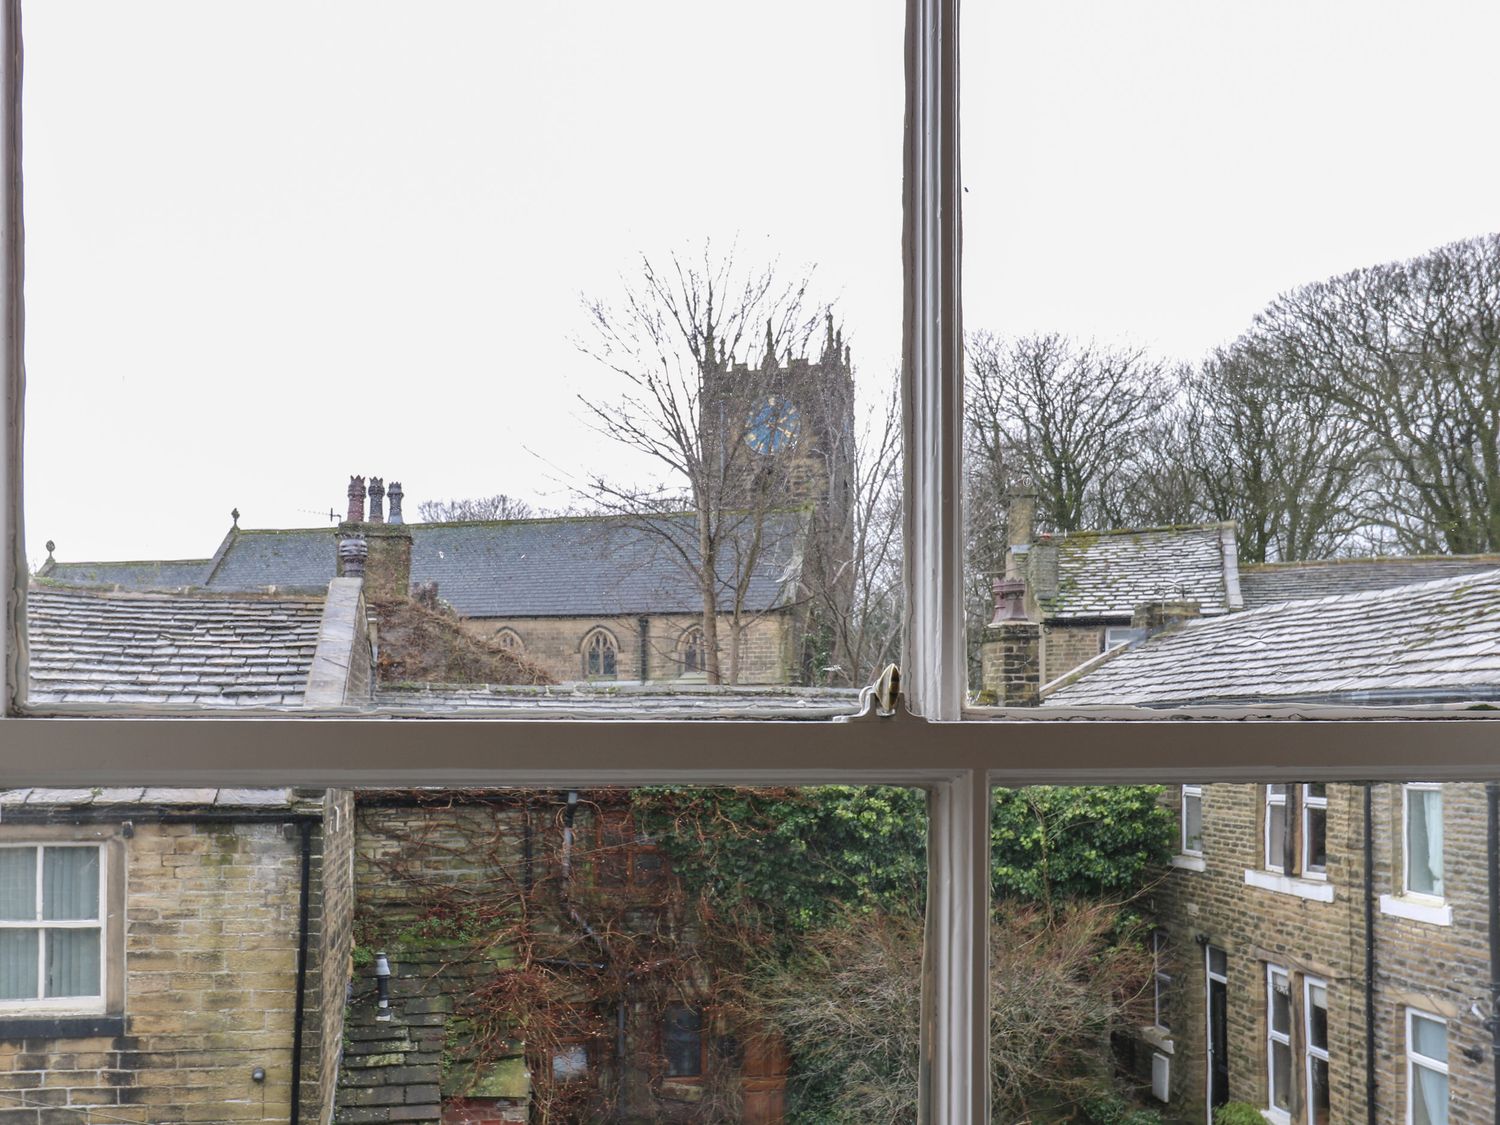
[231,507,240,529]
[823,310,836,362]
[763,318,777,370]
[44,539,55,560]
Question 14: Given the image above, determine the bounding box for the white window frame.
[1303,976,1328,1125]
[1150,928,1170,1033]
[1405,1009,1448,1125]
[1103,625,1134,651]
[1301,783,1328,879]
[0,842,106,1016]
[1401,783,1444,903]
[3,4,1500,1124]
[1265,784,1289,873]
[1266,964,1293,1124]
[1180,784,1204,857]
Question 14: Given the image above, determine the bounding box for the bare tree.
[1180,346,1372,562]
[416,494,535,523]
[576,243,826,684]
[1255,233,1500,554]
[966,332,1171,535]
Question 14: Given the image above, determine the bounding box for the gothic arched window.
[494,627,524,653]
[581,628,618,679]
[678,626,708,676]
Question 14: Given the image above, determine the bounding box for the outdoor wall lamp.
[375,951,392,1021]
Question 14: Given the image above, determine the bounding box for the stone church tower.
[701,314,857,681]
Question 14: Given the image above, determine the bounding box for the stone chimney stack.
[1132,599,1202,636]
[980,577,1041,707]
[387,481,404,525]
[1005,489,1037,581]
[336,474,413,601]
[346,476,367,524]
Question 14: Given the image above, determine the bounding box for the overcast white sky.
[21,1,1499,566]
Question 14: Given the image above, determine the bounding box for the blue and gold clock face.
[746,396,801,455]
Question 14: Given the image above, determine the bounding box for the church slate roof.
[1044,568,1500,707]
[1039,522,1242,621]
[43,512,810,619]
[27,586,324,708]
[1238,556,1500,610]
[42,558,213,588]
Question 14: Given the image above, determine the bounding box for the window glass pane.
[44,928,100,998]
[1267,804,1287,868]
[0,929,39,1000]
[1308,984,1328,1051]
[1412,1015,1447,1064]
[1269,973,1290,1035]
[1182,791,1203,853]
[963,3,1500,712]
[663,1005,703,1078]
[1271,1040,1292,1110]
[1309,1056,1329,1124]
[1306,806,1328,871]
[42,846,99,921]
[1411,1065,1448,1125]
[0,849,36,921]
[22,0,900,719]
[1407,789,1444,897]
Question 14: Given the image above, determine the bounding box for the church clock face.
[745,396,801,455]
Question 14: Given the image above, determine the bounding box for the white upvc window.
[1103,626,1135,651]
[1151,928,1170,1033]
[1266,965,1293,1122]
[1304,977,1329,1125]
[1406,1009,1448,1125]
[0,844,105,1014]
[1180,784,1204,857]
[1265,784,1290,873]
[1402,784,1444,901]
[1302,783,1328,878]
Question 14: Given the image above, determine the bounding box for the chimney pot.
[387,481,404,525]
[988,578,1031,625]
[346,476,367,524]
[338,535,368,579]
[368,478,386,524]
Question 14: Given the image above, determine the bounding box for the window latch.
[838,663,906,722]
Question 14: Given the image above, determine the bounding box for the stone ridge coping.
[1241,553,1500,571]
[29,580,326,604]
[0,786,306,809]
[376,682,862,698]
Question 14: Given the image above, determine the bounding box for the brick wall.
[0,815,335,1124]
[1041,623,1103,685]
[1138,782,1495,1125]
[457,612,796,685]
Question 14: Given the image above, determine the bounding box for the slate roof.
[0,787,309,810]
[373,682,861,717]
[1044,568,1500,707]
[1239,556,1500,610]
[41,558,212,588]
[27,586,324,708]
[46,513,810,619]
[1040,523,1242,621]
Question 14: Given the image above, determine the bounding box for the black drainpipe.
[638,616,651,683]
[1486,782,1500,1122]
[1363,783,1377,1125]
[289,820,314,1125]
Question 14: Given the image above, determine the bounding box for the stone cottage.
[1012,569,1500,1124]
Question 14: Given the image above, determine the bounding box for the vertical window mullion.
[33,845,42,999]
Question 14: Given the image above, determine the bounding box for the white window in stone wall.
[1265,784,1290,873]
[1103,625,1135,651]
[0,844,104,1012]
[1151,929,1171,1032]
[1403,784,1444,900]
[493,627,524,653]
[1304,977,1329,1125]
[1302,783,1328,877]
[1266,964,1293,1121]
[678,626,708,676]
[1406,1009,1448,1125]
[1181,784,1203,856]
[582,628,619,680]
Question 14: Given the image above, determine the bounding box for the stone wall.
[1040,623,1103,685]
[1137,782,1494,1125]
[457,612,796,685]
[307,790,358,1125]
[0,813,337,1124]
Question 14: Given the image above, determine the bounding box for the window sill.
[1261,1110,1291,1125]
[0,1014,124,1041]
[1379,894,1452,926]
[1243,869,1335,902]
[1170,854,1206,872]
[1140,1025,1174,1054]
